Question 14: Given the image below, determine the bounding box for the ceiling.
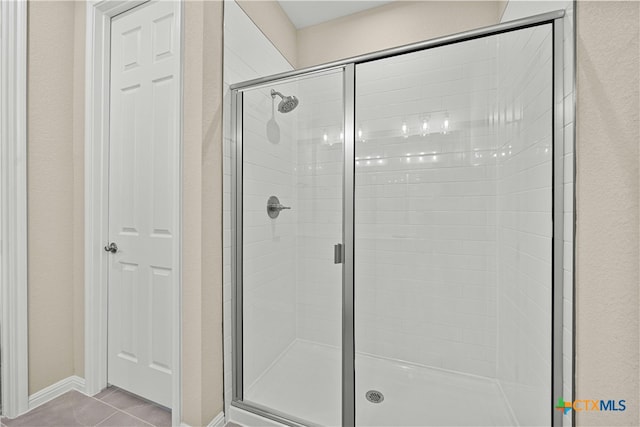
[278,1,393,29]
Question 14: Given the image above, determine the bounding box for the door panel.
[353,24,554,427]
[108,0,180,408]
[239,69,345,426]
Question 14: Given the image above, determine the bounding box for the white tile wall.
[294,75,345,348]
[222,0,293,414]
[241,85,299,390]
[498,3,574,426]
[353,37,501,378]
[495,24,554,427]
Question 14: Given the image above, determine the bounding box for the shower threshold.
[243,340,516,426]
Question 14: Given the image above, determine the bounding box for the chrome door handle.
[104,242,118,253]
[334,243,343,264]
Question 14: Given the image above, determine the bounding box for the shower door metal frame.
[230,10,570,427]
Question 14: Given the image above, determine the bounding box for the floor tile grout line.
[91,398,155,427]
[88,394,157,427]
[92,388,171,424]
[3,391,117,427]
[95,387,170,416]
[95,409,154,427]
[2,388,165,427]
[94,388,117,401]
[80,394,119,427]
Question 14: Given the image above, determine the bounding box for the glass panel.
[354,24,553,426]
[241,69,344,425]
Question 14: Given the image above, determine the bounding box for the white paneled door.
[107,0,180,409]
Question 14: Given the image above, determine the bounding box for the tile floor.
[1,387,171,427]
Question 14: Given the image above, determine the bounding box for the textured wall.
[235,0,297,67]
[200,1,225,423]
[576,1,640,425]
[296,1,505,68]
[27,0,79,395]
[235,1,504,70]
[72,0,86,382]
[182,1,224,425]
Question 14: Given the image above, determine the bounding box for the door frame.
[84,1,183,425]
[0,0,29,418]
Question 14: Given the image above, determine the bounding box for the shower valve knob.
[267,196,291,218]
[270,204,291,211]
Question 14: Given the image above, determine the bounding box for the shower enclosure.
[230,11,568,427]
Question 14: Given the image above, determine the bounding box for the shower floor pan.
[244,340,515,426]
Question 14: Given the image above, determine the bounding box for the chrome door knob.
[104,242,118,253]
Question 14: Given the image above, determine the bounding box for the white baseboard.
[208,411,226,427]
[28,375,86,412]
[178,411,225,427]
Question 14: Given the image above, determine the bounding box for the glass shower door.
[236,68,345,425]
[354,24,554,427]
[230,15,564,427]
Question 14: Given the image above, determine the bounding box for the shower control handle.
[270,203,291,211]
[266,196,290,218]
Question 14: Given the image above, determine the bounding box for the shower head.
[271,89,299,113]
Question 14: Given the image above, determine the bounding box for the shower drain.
[365,390,384,404]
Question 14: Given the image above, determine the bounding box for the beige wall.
[72,0,86,382]
[236,0,297,66]
[182,1,224,425]
[576,1,640,425]
[27,0,84,394]
[200,0,225,420]
[237,1,506,69]
[296,1,506,68]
